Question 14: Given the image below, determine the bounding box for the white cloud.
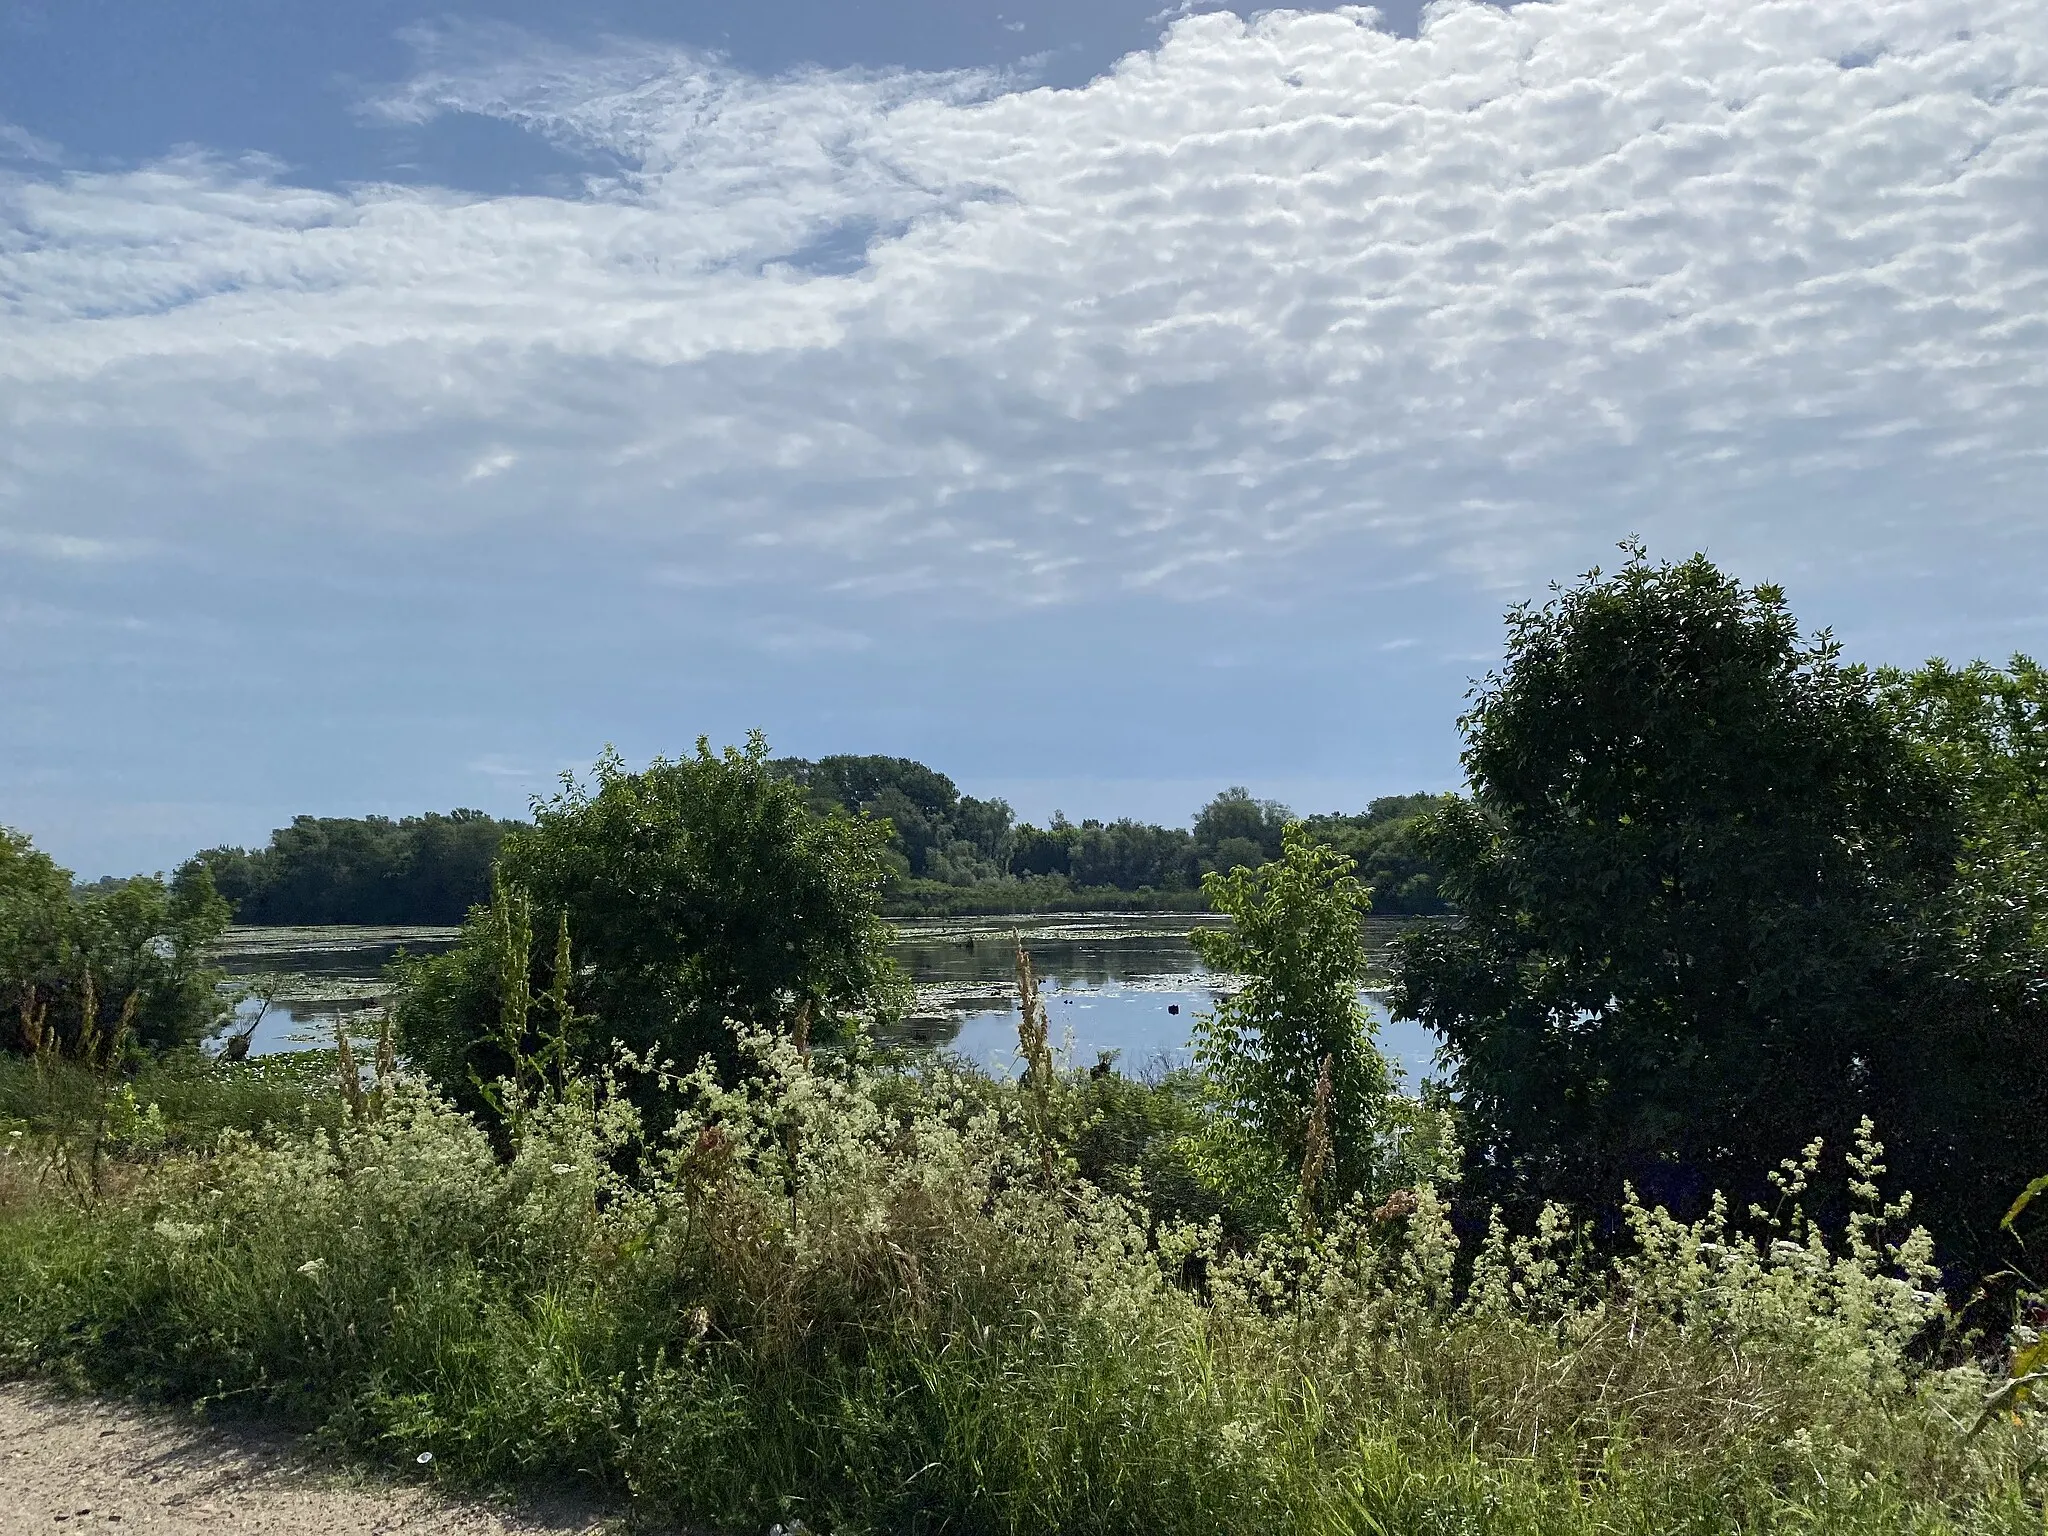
[0,528,149,562]
[1,0,2045,607]
[0,124,61,165]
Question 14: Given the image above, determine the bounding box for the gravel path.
[0,1383,622,1534]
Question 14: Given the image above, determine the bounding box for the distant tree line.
[777,755,1453,916]
[168,764,1449,928]
[193,811,522,926]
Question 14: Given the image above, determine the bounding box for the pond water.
[889,915,1443,1086]
[215,914,1447,1085]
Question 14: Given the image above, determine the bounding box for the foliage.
[172,761,1451,921]
[195,809,521,926]
[774,754,1016,885]
[1193,786,1291,872]
[1392,549,1977,1240]
[1873,658,2048,1259]
[0,1039,2037,1536]
[1188,824,1419,1228]
[1298,794,1456,915]
[1972,1175,2048,1433]
[393,736,902,1099]
[1,827,232,1057]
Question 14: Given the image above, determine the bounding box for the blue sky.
[4,0,2046,877]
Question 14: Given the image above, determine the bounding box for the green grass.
[0,1042,2040,1535]
[0,1050,345,1148]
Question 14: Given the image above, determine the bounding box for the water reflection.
[887,915,1441,1086]
[214,925,459,1055]
[211,915,1446,1085]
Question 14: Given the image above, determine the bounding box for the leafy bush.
[1189,825,1438,1230]
[393,735,902,1103]
[1,826,231,1057]
[1391,549,2009,1253]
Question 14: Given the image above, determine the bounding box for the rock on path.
[0,1383,619,1534]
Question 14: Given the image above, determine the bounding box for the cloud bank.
[3,0,2045,612]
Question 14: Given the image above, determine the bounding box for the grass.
[0,1036,2040,1535]
[0,1049,345,1150]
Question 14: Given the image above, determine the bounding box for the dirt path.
[0,1383,622,1534]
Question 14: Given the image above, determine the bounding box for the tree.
[0,829,75,1014]
[1301,794,1455,915]
[772,754,1014,884]
[394,734,901,1103]
[1193,787,1290,872]
[1872,657,2048,1259]
[195,809,520,926]
[1190,823,1397,1226]
[0,828,232,1056]
[1391,549,1964,1230]
[1009,818,1074,878]
[1069,819,1197,891]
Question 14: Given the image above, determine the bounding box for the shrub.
[393,735,902,1107]
[1188,824,1430,1230]
[0,827,232,1058]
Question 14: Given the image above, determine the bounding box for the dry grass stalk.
[1297,1053,1334,1231]
[335,1025,367,1122]
[1014,936,1057,1183]
[75,969,98,1064]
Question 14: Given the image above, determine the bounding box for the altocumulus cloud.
[2,0,2046,608]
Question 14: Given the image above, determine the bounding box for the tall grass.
[0,1034,2039,1535]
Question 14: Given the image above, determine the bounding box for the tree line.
[178,767,1452,925]
[192,809,521,926]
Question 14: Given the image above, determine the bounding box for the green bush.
[393,735,902,1108]
[1,827,232,1057]
[1390,549,2038,1264]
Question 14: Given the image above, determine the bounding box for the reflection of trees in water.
[893,926,1203,987]
[892,920,1416,990]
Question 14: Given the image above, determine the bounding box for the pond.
[214,913,1447,1085]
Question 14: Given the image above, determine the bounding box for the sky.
[3,0,2046,877]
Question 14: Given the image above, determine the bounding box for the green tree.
[1,828,231,1056]
[74,863,235,1052]
[1391,549,1963,1229]
[196,809,519,926]
[1190,823,1397,1227]
[1873,657,2048,1258]
[1301,793,1456,915]
[1008,816,1075,878]
[775,754,1016,885]
[0,829,76,1024]
[1069,819,1198,891]
[394,735,901,1104]
[1193,786,1290,872]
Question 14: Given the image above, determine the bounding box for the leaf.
[2001,1173,2048,1231]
